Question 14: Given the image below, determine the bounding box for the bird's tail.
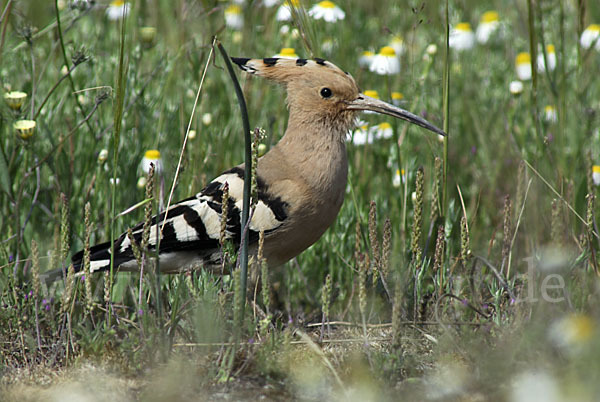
[40,241,117,284]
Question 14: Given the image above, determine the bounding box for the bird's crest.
[231,56,352,83]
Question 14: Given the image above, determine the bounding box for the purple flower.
[81,275,86,282]
[471,146,477,155]
[138,309,144,316]
[8,255,13,263]
[462,298,468,306]
[248,338,255,344]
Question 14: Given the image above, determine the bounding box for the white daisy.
[308,1,345,22]
[98,149,109,164]
[350,120,372,145]
[224,5,244,30]
[262,0,279,6]
[476,11,499,44]
[544,105,557,123]
[392,169,406,188]
[580,24,600,50]
[141,150,164,174]
[276,0,298,21]
[373,122,393,140]
[369,46,400,75]
[593,165,600,186]
[4,91,27,111]
[362,90,379,114]
[358,50,374,68]
[391,92,404,106]
[537,45,556,72]
[449,23,475,51]
[389,36,404,56]
[509,80,524,96]
[515,52,532,81]
[106,0,130,20]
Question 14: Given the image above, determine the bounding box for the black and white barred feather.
[58,166,288,279]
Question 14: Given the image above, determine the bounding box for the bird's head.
[232,56,445,138]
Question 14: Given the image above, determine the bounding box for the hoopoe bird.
[44,56,444,281]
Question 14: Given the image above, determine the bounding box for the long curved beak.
[346,94,446,137]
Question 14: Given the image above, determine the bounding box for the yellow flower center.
[593,165,600,173]
[285,0,299,6]
[362,50,374,57]
[587,24,600,32]
[455,22,472,32]
[279,48,297,57]
[225,5,241,14]
[391,36,403,45]
[568,315,594,342]
[318,0,336,8]
[546,44,555,53]
[379,46,396,57]
[379,122,392,130]
[111,0,125,6]
[391,92,403,100]
[145,150,161,160]
[516,52,531,65]
[363,90,379,99]
[480,11,499,23]
[401,168,405,175]
[544,105,555,113]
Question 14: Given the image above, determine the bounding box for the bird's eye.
[320,87,333,98]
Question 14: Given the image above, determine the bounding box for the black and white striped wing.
[73,167,288,274]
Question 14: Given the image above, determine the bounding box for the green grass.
[1,0,600,400]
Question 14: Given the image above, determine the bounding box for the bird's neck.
[276,118,348,194]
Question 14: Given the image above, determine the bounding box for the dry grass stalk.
[368,200,380,285]
[502,194,512,270]
[411,167,425,256]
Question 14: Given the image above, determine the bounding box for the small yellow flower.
[225,5,244,30]
[580,24,600,50]
[369,46,400,75]
[141,149,163,174]
[14,119,36,140]
[592,165,600,186]
[188,130,197,140]
[363,90,379,99]
[515,52,532,80]
[139,27,157,46]
[449,23,475,50]
[308,1,345,22]
[4,91,27,111]
[274,47,299,59]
